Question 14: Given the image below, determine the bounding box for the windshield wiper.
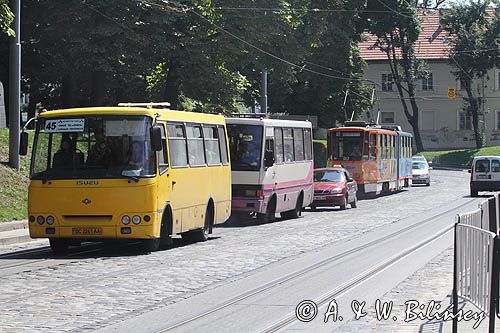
[122,175,140,182]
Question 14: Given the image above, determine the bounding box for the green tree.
[441,1,500,149]
[0,0,14,36]
[363,0,433,152]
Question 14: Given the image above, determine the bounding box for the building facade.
[359,11,500,150]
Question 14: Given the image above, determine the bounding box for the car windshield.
[227,124,263,171]
[31,116,155,180]
[332,131,363,161]
[314,170,343,182]
[412,162,427,170]
[412,156,425,162]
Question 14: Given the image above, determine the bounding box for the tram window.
[304,129,312,161]
[203,126,222,166]
[369,134,377,160]
[218,126,229,165]
[283,128,294,162]
[294,128,304,161]
[167,123,188,168]
[186,124,206,166]
[333,131,363,161]
[274,128,284,163]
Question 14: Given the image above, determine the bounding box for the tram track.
[152,197,477,332]
[0,197,477,307]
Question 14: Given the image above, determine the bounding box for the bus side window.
[274,128,284,164]
[158,124,168,173]
[218,126,229,165]
[304,128,312,161]
[293,128,304,161]
[283,128,294,163]
[167,123,188,168]
[204,125,222,165]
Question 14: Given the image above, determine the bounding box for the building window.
[457,78,466,91]
[381,112,395,124]
[422,73,434,91]
[381,73,394,91]
[459,112,472,130]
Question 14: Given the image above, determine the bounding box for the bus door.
[166,122,193,233]
[155,123,174,232]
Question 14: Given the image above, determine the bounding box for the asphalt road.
[0,170,485,332]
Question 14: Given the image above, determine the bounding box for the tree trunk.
[408,97,424,152]
[61,74,74,108]
[163,61,181,109]
[464,83,483,149]
[90,71,106,106]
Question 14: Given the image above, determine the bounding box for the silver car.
[412,161,431,186]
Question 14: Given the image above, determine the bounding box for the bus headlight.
[122,215,131,225]
[46,216,55,225]
[132,215,141,225]
[37,216,45,225]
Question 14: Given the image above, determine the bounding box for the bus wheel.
[183,207,211,242]
[471,188,478,197]
[257,197,276,223]
[340,196,348,210]
[160,208,173,248]
[50,239,69,256]
[142,238,160,253]
[281,193,303,219]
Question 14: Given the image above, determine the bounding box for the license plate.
[314,196,327,200]
[72,227,103,236]
[477,175,488,179]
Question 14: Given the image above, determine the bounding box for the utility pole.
[9,0,21,170]
[261,71,267,115]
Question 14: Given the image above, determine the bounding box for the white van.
[469,156,500,197]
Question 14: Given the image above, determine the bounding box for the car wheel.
[351,195,357,208]
[340,195,347,210]
[310,205,317,211]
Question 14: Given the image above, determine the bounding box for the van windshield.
[31,116,155,180]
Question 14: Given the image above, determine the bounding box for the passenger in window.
[284,143,294,162]
[241,142,260,166]
[128,141,145,169]
[87,129,111,166]
[53,138,76,169]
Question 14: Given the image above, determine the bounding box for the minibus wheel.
[182,206,212,242]
[142,238,160,253]
[351,196,358,208]
[281,193,303,219]
[257,196,276,223]
[470,188,478,197]
[50,239,69,256]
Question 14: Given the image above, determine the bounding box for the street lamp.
[9,0,21,170]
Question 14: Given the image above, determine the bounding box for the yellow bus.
[20,104,231,254]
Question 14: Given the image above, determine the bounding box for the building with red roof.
[358,9,500,150]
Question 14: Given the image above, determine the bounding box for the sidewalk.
[0,220,33,247]
[340,246,500,332]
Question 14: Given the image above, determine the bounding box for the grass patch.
[420,146,500,168]
[0,128,32,222]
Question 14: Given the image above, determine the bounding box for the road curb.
[0,228,32,247]
[0,220,28,232]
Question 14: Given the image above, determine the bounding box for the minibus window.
[186,124,206,166]
[167,123,188,168]
[158,125,168,173]
[31,116,155,180]
[227,124,263,171]
[204,126,222,165]
[218,126,229,165]
[274,128,284,164]
[283,128,294,162]
[304,129,312,161]
[293,128,304,161]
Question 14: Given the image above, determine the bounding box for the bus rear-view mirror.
[264,150,275,168]
[151,126,162,151]
[19,132,29,156]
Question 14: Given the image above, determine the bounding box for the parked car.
[311,167,357,210]
[469,156,500,197]
[412,161,431,186]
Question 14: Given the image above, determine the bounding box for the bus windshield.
[332,131,364,161]
[31,116,155,180]
[227,124,263,171]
